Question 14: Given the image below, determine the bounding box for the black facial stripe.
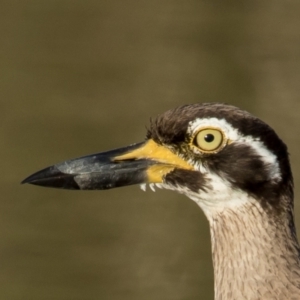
[164,169,210,194]
[206,143,287,209]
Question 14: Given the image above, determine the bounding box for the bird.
[22,103,300,299]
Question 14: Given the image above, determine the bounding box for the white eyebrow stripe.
[188,118,281,181]
[188,117,239,140]
[241,137,281,180]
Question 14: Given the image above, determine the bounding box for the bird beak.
[22,139,193,190]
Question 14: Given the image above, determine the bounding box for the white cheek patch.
[188,117,282,181]
[189,173,252,219]
[139,175,251,220]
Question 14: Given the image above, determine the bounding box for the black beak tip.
[21,166,81,189]
[21,177,31,185]
[21,166,57,184]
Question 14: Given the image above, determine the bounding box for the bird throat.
[208,199,300,300]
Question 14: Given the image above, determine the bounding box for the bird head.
[22,103,293,217]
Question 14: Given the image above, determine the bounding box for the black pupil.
[204,134,214,143]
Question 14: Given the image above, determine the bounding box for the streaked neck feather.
[207,198,300,300]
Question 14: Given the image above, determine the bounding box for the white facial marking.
[139,176,253,221]
[190,173,253,219]
[188,117,281,181]
[148,175,254,221]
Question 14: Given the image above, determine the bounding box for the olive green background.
[2,1,300,299]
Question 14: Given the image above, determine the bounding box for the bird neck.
[208,200,300,300]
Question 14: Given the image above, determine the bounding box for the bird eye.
[194,128,224,152]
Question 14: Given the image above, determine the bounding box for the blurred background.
[2,1,300,299]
